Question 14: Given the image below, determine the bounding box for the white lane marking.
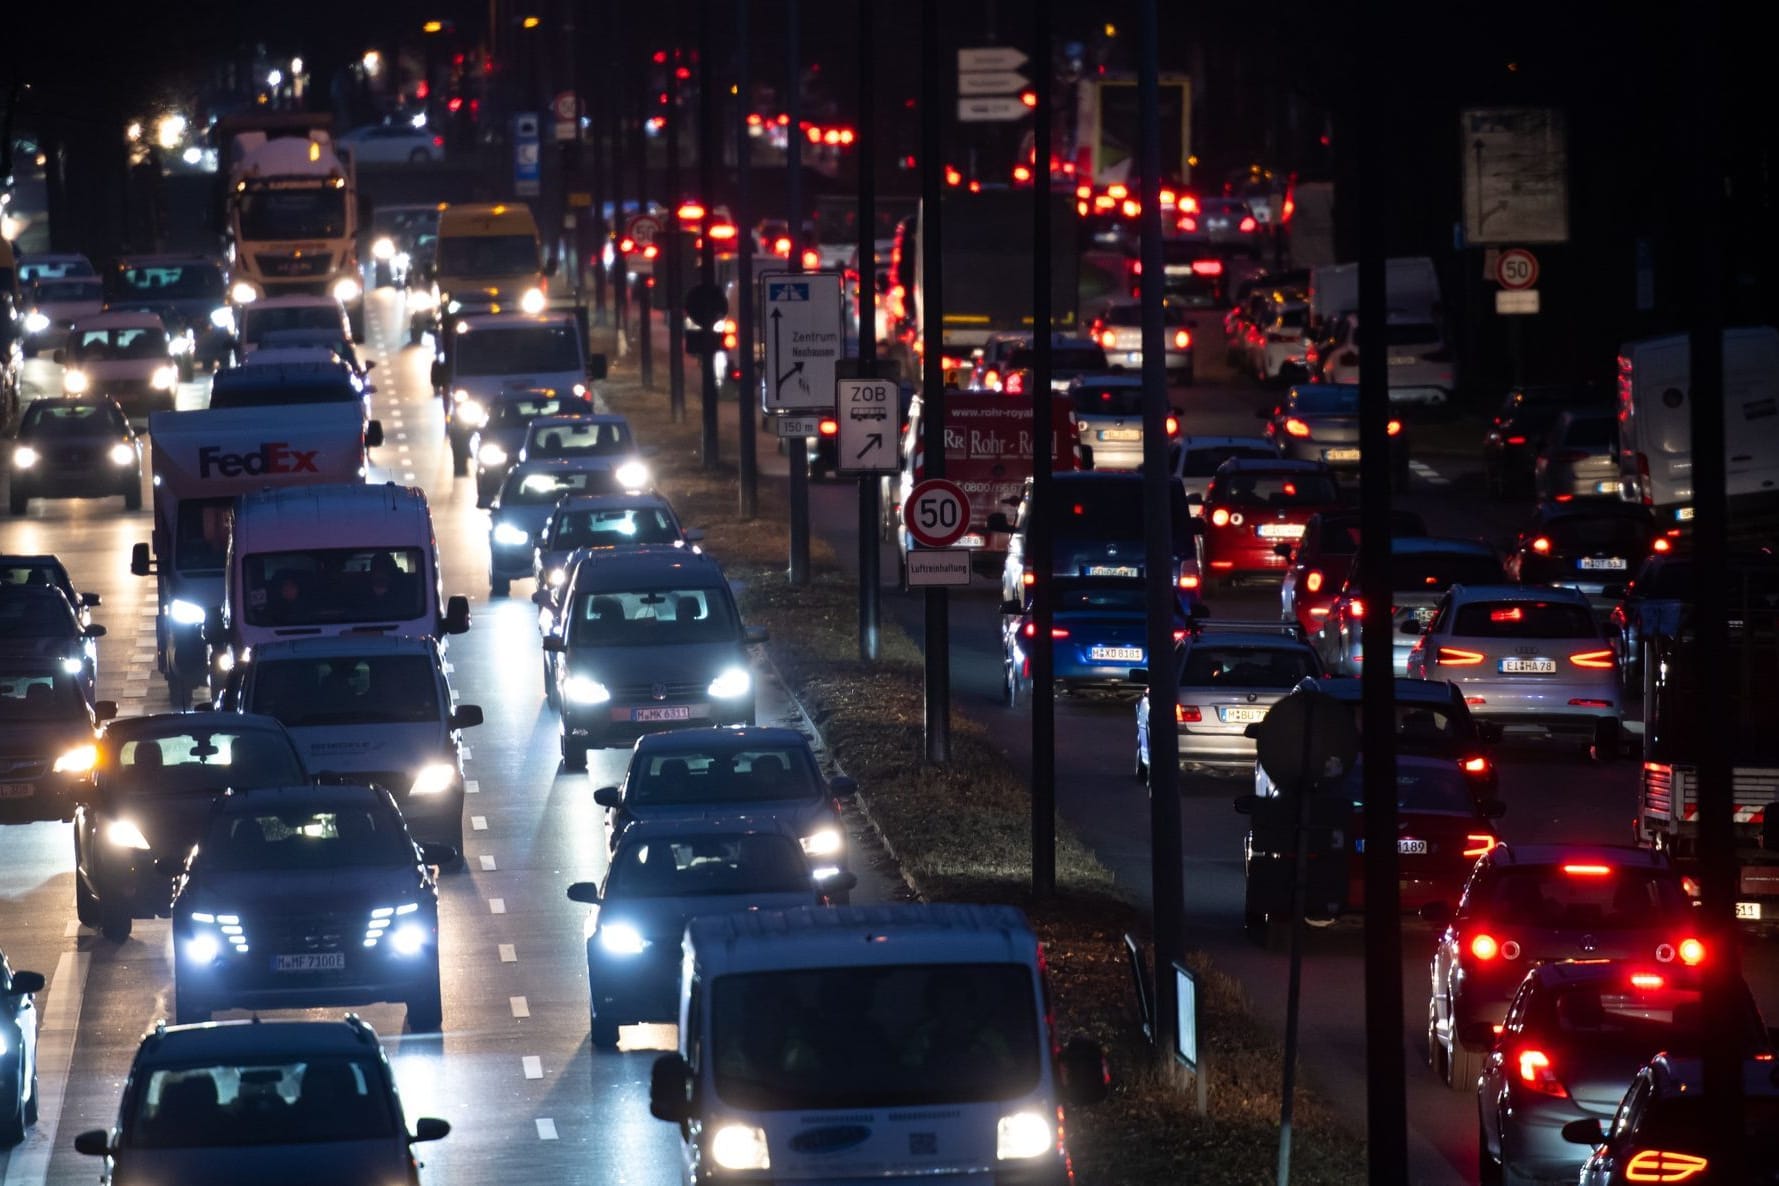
[479,854,496,871]
[399,445,411,453]
[464,779,478,794]
[499,943,517,962]
[510,995,530,1018]
[489,897,506,914]
[521,1055,543,1079]
[403,472,416,481]
[1409,460,1450,486]
[442,662,454,674]
[470,815,488,831]
[536,1118,559,1140]
[3,951,91,1186]
[62,920,80,938]
[460,746,472,760]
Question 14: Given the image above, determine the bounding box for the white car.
[56,312,180,418]
[23,276,104,354]
[236,295,354,360]
[1241,299,1310,381]
[1316,311,1455,406]
[335,121,444,166]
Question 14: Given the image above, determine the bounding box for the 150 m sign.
[903,478,972,548]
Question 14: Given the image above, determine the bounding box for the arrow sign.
[837,377,899,474]
[957,97,1031,123]
[958,46,1028,72]
[958,70,1029,95]
[759,271,844,414]
[858,433,883,458]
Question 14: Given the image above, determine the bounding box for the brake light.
[1283,417,1311,437]
[984,369,1000,388]
[1165,415,1180,436]
[1022,572,1036,587]
[1190,258,1223,276]
[1463,834,1499,858]
[1176,704,1201,723]
[1100,330,1118,350]
[1005,372,1025,394]
[818,418,838,437]
[1210,508,1230,527]
[1469,933,1499,960]
[1462,756,1489,773]
[1174,328,1191,349]
[1677,937,1705,966]
[1515,1049,1569,1098]
[1305,571,1323,593]
[1569,650,1614,669]
[1631,972,1664,989]
[1623,1150,1709,1182]
[1349,598,1364,618]
[1530,537,1551,553]
[1177,574,1199,590]
[1176,216,1198,233]
[1172,629,1187,643]
[1436,647,1485,665]
[1490,607,1524,622]
[1239,215,1258,233]
[1506,434,1528,445]
[1652,537,1671,553]
[801,249,822,271]
[1021,623,1070,639]
[1562,864,1613,876]
[1386,419,1401,436]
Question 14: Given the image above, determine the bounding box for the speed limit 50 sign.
[904,478,972,548]
[1494,248,1538,290]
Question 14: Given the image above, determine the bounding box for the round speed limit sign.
[904,478,972,548]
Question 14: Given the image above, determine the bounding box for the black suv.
[169,784,452,1029]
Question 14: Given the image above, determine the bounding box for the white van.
[649,903,1107,1185]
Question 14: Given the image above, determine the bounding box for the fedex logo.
[197,442,322,479]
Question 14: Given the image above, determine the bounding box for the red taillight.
[1100,330,1118,350]
[801,249,822,271]
[1652,537,1672,553]
[1305,571,1323,594]
[432,135,445,148]
[1165,415,1180,436]
[818,418,838,437]
[1677,937,1705,966]
[1176,216,1198,233]
[1283,417,1311,438]
[1386,419,1401,436]
[1463,756,1489,773]
[983,369,1001,389]
[1210,508,1230,527]
[1173,328,1191,349]
[1569,649,1614,669]
[1177,574,1199,590]
[1436,647,1485,665]
[1190,258,1223,276]
[1469,933,1499,960]
[1175,704,1201,723]
[1562,864,1613,876]
[1171,629,1187,643]
[1623,1150,1709,1182]
[1530,536,1551,553]
[1514,1049,1569,1098]
[1022,571,1036,587]
[1021,623,1069,640]
[1005,373,1025,394]
[1239,215,1258,233]
[1463,833,1499,858]
[1631,972,1665,990]
[1349,598,1365,618]
[1505,434,1528,445]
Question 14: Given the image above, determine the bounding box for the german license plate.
[1099,429,1140,442]
[1220,706,1267,723]
[0,782,36,800]
[1084,565,1140,578]
[1414,607,1437,626]
[1323,448,1361,462]
[1579,557,1627,570]
[1398,839,1428,854]
[1499,657,1556,674]
[1735,902,1762,921]
[1256,523,1305,539]
[1125,352,1141,364]
[1090,645,1143,662]
[1387,355,1416,365]
[273,953,345,973]
[629,706,693,723]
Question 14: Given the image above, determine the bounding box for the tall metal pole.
[785,0,811,584]
[735,0,758,519]
[607,10,628,341]
[856,0,881,662]
[1136,0,1182,1060]
[631,65,652,389]
[665,19,687,419]
[696,0,720,468]
[1356,4,1406,1174]
[584,6,606,326]
[919,0,949,765]
[1030,0,1056,899]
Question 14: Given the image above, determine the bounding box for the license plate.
[1387,355,1417,366]
[1256,523,1305,539]
[1736,902,1762,921]
[629,706,694,723]
[0,782,36,800]
[1125,352,1141,364]
[273,953,345,973]
[1090,646,1144,662]
[1499,657,1556,674]
[1398,839,1428,855]
[1579,557,1627,570]
[1098,429,1140,442]
[1220,706,1267,723]
[1323,448,1361,462]
[1084,565,1140,578]
[1413,607,1437,626]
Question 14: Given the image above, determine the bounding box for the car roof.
[1391,536,1496,556]
[133,1017,387,1063]
[634,726,811,756]
[459,311,577,331]
[687,904,1037,973]
[72,311,165,329]
[1484,842,1669,870]
[1299,675,1460,704]
[246,635,442,661]
[103,711,295,740]
[529,413,628,429]
[565,547,725,583]
[1214,457,1333,475]
[1445,583,1592,607]
[215,784,396,813]
[239,347,353,370]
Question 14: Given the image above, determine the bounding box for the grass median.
[602,372,1368,1185]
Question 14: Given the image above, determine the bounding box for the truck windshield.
[114,265,225,301]
[247,655,441,726]
[711,964,1041,1109]
[176,498,233,573]
[242,548,427,628]
[454,326,581,374]
[238,187,347,241]
[437,235,539,278]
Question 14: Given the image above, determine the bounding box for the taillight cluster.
[1513,1048,1569,1098]
[1623,1150,1708,1182]
[1466,932,1521,962]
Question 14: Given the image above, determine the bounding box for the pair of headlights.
[563,668,751,706]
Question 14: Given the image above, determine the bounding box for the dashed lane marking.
[521,1055,543,1079]
[536,1118,559,1140]
[510,996,530,1018]
[470,815,487,831]
[465,778,478,794]
[499,943,517,962]
[1409,460,1450,486]
[489,897,506,914]
[479,855,497,871]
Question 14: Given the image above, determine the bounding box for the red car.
[1194,458,1342,586]
[1279,508,1427,635]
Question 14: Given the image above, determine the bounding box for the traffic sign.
[1495,289,1540,315]
[957,97,1031,123]
[1252,688,1360,795]
[625,214,662,249]
[904,478,971,548]
[513,113,540,197]
[836,378,899,474]
[553,91,577,142]
[1495,248,1538,290]
[905,549,972,587]
[775,415,824,438]
[958,47,1028,72]
[958,70,1029,96]
[759,271,845,413]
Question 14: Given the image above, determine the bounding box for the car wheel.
[124,484,143,512]
[1426,999,1444,1072]
[173,982,209,1026]
[1448,1038,1485,1092]
[75,864,98,928]
[490,575,510,598]
[1134,744,1148,782]
[100,899,133,943]
[407,967,445,1032]
[1477,1118,1503,1186]
[561,734,588,771]
[590,1015,621,1049]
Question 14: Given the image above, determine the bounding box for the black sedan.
[1482,381,1612,498]
[1505,499,1663,602]
[6,395,143,515]
[1,949,46,1146]
[1258,383,1408,488]
[0,554,99,627]
[0,584,105,704]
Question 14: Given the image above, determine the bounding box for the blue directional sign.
[758,270,844,414]
[514,113,541,198]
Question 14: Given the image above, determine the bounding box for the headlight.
[333,276,362,303]
[492,521,529,547]
[478,442,510,468]
[62,370,89,394]
[709,1124,771,1171]
[407,287,437,312]
[168,598,207,626]
[106,819,152,850]
[446,299,463,314]
[109,443,137,466]
[12,445,38,468]
[708,667,752,699]
[389,923,428,956]
[597,921,647,955]
[564,675,610,705]
[55,744,97,774]
[209,306,234,330]
[455,396,486,426]
[150,365,178,391]
[184,933,222,964]
[372,237,396,261]
[996,1111,1055,1161]
[61,657,85,675]
[24,311,50,334]
[548,568,566,587]
[231,281,259,304]
[410,762,456,796]
[800,827,844,857]
[519,286,547,314]
[615,459,651,490]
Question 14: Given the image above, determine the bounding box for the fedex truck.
[130,403,370,707]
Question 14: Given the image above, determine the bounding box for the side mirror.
[1457,1020,1499,1048]
[829,775,857,798]
[1000,599,1023,615]
[542,635,567,653]
[1483,799,1507,820]
[683,528,705,543]
[1057,1036,1110,1105]
[1400,619,1425,635]
[430,360,447,389]
[744,625,769,644]
[80,591,101,608]
[649,1053,694,1123]
[592,786,623,808]
[366,420,385,448]
[73,1131,111,1157]
[442,595,472,636]
[1561,1118,1605,1147]
[130,542,152,577]
[84,624,107,639]
[419,843,458,867]
[95,700,118,722]
[451,705,484,730]
[411,1117,451,1144]
[566,882,601,904]
[1476,721,1505,744]
[6,970,45,994]
[586,353,609,381]
[1418,900,1452,925]
[986,512,1014,534]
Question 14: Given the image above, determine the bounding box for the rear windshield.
[1390,552,1503,591]
[128,1059,396,1148]
[1289,387,1359,415]
[1052,485,1194,548]
[604,833,812,897]
[1451,600,1596,638]
[628,747,821,805]
[1213,472,1339,506]
[1341,764,1476,814]
[1545,517,1651,555]
[201,807,413,871]
[68,327,168,360]
[526,420,632,456]
[1559,418,1616,448]
[1102,305,1188,327]
[549,507,681,550]
[454,325,581,375]
[104,730,304,794]
[1635,1097,1779,1160]
[211,380,359,409]
[1525,981,1712,1046]
[1471,865,1691,928]
[1176,445,1277,476]
[1052,584,1148,614]
[1071,386,1144,417]
[1182,646,1317,688]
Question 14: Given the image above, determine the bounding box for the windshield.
[210,378,361,409]
[1182,645,1317,687]
[1103,305,1188,327]
[454,325,581,375]
[1006,346,1108,373]
[114,265,224,300]
[628,747,821,806]
[1523,980,1731,1049]
[247,655,440,726]
[243,306,341,343]
[527,420,633,456]
[0,595,76,638]
[0,563,67,594]
[568,586,738,646]
[1633,1096,1779,1160]
[1176,444,1277,477]
[20,258,96,281]
[1546,516,1651,555]
[238,187,347,240]
[499,467,619,506]
[1213,471,1339,506]
[176,498,232,573]
[1451,600,1596,638]
[0,671,85,720]
[242,548,427,628]
[103,730,304,795]
[1346,701,1466,746]
[1071,385,1144,417]
[604,833,811,898]
[487,393,593,430]
[68,326,169,361]
[127,1059,396,1148]
[1289,387,1360,416]
[549,507,681,550]
[33,279,101,303]
[20,403,128,436]
[437,234,539,277]
[1389,552,1503,591]
[1472,865,1691,928]
[711,964,1041,1109]
[201,806,413,871]
[1340,764,1476,814]
[1052,485,1195,548]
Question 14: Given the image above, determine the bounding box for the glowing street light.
[267,69,283,87]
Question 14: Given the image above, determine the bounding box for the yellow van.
[433,202,548,315]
